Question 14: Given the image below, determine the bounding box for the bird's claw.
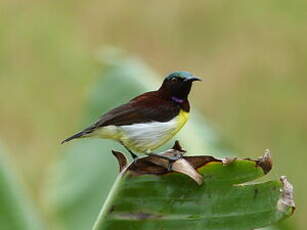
[147,152,184,172]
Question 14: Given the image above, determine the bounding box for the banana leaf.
[92,144,295,230]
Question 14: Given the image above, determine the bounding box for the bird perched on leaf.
[62,71,201,159]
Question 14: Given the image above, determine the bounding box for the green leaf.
[92,150,295,230]
[0,144,44,230]
[47,48,226,230]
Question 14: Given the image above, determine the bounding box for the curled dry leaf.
[170,158,203,185]
[222,157,237,166]
[112,141,203,185]
[255,149,273,174]
[278,176,295,213]
[112,150,128,172]
[111,142,273,186]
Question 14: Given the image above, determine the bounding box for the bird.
[61,71,201,159]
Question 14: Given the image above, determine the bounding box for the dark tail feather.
[61,131,85,144]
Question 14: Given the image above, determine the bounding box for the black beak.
[184,76,202,82]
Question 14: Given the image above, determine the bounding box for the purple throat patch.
[171,96,184,104]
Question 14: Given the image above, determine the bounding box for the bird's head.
[159,71,201,100]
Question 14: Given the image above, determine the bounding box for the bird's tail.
[61,131,86,144]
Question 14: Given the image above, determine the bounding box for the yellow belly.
[93,110,189,153]
[171,110,189,137]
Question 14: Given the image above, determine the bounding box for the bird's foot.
[147,152,183,161]
[147,152,184,171]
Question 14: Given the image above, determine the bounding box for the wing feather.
[86,92,180,132]
[61,92,181,143]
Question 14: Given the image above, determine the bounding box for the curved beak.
[184,75,202,82]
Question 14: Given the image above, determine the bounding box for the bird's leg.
[147,152,183,161]
[120,142,138,160]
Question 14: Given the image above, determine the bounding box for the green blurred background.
[0,0,306,229]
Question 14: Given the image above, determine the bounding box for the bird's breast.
[119,109,189,153]
[176,109,189,130]
[92,110,189,153]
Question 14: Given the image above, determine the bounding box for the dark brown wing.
[63,91,181,141]
[61,92,183,143]
[94,91,180,127]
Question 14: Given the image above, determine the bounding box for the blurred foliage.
[0,144,43,230]
[0,0,305,229]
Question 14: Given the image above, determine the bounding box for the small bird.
[61,71,201,159]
